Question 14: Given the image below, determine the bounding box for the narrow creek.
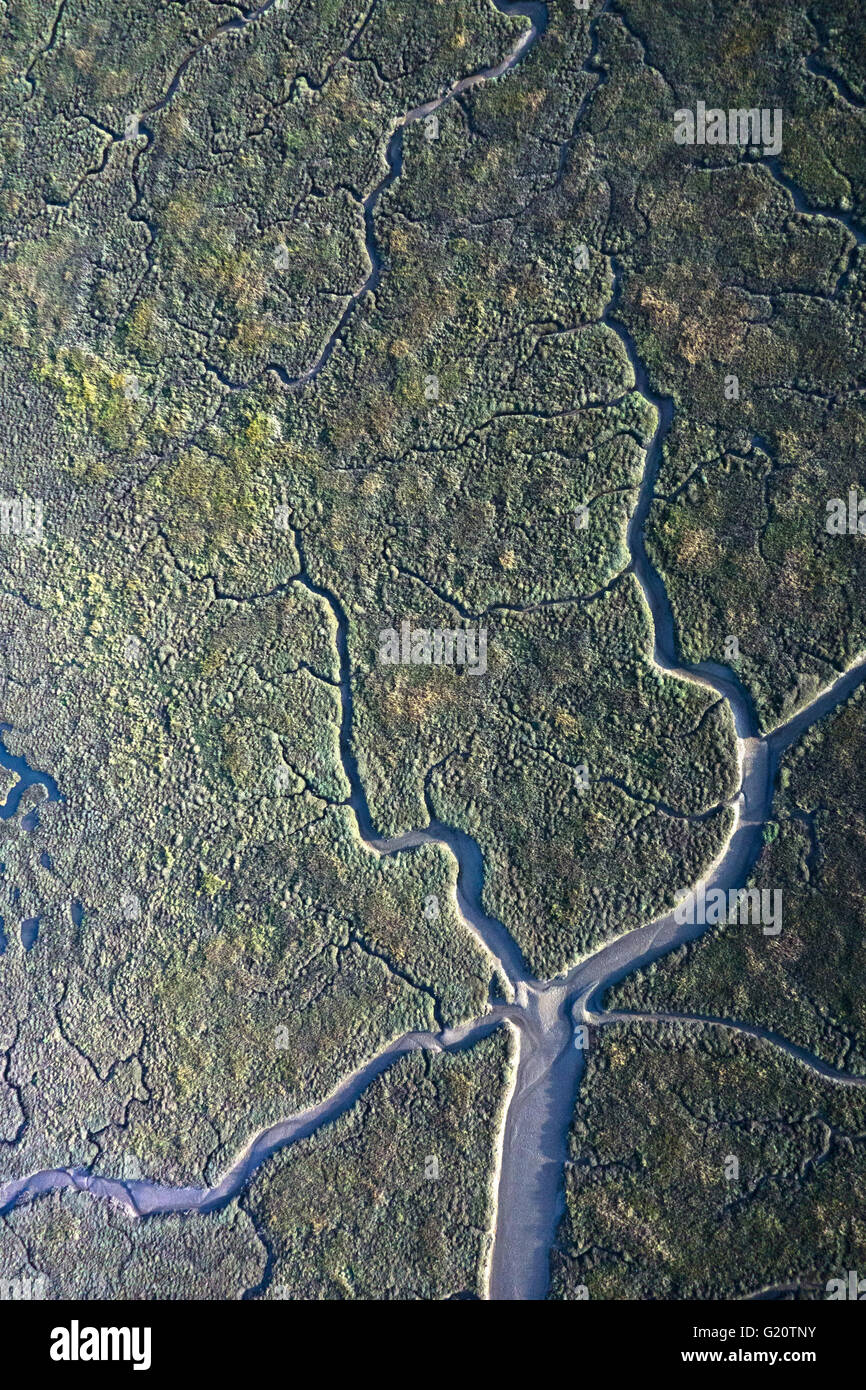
[2,0,866,1305]
[0,725,63,822]
[486,246,866,1298]
[202,0,551,390]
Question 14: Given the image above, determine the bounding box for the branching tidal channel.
[2,0,866,1303]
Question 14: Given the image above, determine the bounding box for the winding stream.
[0,725,63,821]
[3,0,866,1305]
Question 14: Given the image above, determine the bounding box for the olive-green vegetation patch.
[0,787,492,1187]
[0,0,526,476]
[620,0,866,215]
[275,395,654,617]
[1,0,864,1298]
[117,0,524,387]
[550,1019,866,1301]
[0,0,744,1012]
[244,1027,513,1300]
[608,685,866,1074]
[0,522,492,1186]
[1,1027,511,1301]
[351,573,736,976]
[578,0,866,729]
[0,1190,263,1301]
[649,418,866,730]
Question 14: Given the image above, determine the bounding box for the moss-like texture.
[0,1190,264,1300]
[608,686,866,1075]
[598,0,866,728]
[0,1028,511,1299]
[550,1019,866,1300]
[0,0,864,1302]
[244,1027,513,1300]
[0,0,741,1190]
